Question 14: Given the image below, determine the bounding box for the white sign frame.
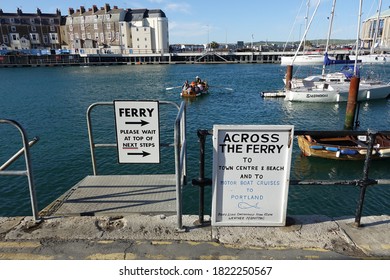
[211,125,294,226]
[114,100,160,163]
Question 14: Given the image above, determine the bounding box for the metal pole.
[0,137,39,171]
[354,130,376,227]
[198,130,206,224]
[192,129,212,225]
[0,119,40,222]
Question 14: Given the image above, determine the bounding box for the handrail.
[174,101,187,230]
[86,100,187,230]
[193,129,390,227]
[0,119,40,222]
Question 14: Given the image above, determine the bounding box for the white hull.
[285,81,390,102]
[280,54,325,66]
[349,54,390,64]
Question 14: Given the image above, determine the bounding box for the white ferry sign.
[114,100,160,163]
[211,125,294,226]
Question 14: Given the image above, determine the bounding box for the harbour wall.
[0,50,351,67]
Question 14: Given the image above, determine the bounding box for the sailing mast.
[370,0,382,54]
[303,0,310,53]
[322,0,336,76]
[291,0,321,64]
[354,0,363,76]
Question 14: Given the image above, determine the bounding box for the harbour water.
[0,64,389,217]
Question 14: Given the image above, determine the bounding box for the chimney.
[37,8,42,16]
[68,8,74,15]
[80,6,86,13]
[17,8,22,15]
[104,3,111,12]
[92,5,98,13]
[114,6,118,9]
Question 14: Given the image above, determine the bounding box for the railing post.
[192,129,212,225]
[0,119,40,222]
[354,130,376,227]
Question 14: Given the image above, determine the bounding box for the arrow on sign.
[127,151,151,157]
[125,120,149,126]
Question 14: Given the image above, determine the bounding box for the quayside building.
[358,7,390,51]
[0,3,169,56]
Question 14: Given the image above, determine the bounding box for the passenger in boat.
[194,86,200,94]
[187,84,194,95]
[182,80,189,90]
[195,76,202,83]
[197,83,204,91]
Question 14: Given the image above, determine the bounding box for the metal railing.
[192,129,390,227]
[86,100,187,229]
[0,119,40,222]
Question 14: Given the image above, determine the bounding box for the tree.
[210,41,219,49]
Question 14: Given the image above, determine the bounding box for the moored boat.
[298,133,390,160]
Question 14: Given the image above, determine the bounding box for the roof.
[364,8,390,21]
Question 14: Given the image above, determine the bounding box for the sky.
[0,0,385,44]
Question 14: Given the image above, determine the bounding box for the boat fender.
[310,145,324,150]
[340,149,358,155]
[378,148,390,157]
[336,151,340,157]
[325,147,339,152]
[358,149,377,155]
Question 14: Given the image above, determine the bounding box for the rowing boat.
[298,133,390,160]
[181,80,209,98]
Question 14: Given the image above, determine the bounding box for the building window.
[49,18,54,24]
[94,23,98,30]
[43,35,48,44]
[11,26,16,32]
[81,24,85,31]
[69,25,73,32]
[50,33,58,42]
[106,23,111,29]
[87,33,92,39]
[9,18,15,23]
[95,32,99,39]
[11,33,19,41]
[30,18,35,24]
[31,26,36,32]
[82,33,86,40]
[3,35,8,43]
[50,26,55,32]
[100,33,104,42]
[30,33,40,42]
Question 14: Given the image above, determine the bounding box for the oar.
[210,85,233,91]
[166,86,182,91]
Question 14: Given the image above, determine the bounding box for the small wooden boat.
[298,133,390,160]
[181,80,209,98]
